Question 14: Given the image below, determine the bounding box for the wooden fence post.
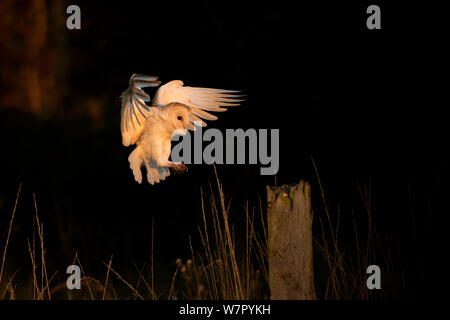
[266,180,316,300]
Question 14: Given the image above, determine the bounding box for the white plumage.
[120,74,242,184]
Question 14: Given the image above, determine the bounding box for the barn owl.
[120,74,242,184]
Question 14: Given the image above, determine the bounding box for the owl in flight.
[120,74,242,184]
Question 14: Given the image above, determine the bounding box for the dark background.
[0,1,445,298]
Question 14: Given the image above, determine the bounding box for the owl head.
[161,102,192,135]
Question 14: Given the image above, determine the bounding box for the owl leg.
[155,159,188,173]
[128,147,144,184]
[153,140,188,174]
[171,162,188,174]
[154,158,188,174]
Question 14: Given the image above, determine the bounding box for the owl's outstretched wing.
[120,74,162,146]
[152,80,244,128]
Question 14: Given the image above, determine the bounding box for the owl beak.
[172,128,188,137]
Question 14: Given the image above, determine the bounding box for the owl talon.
[172,163,188,174]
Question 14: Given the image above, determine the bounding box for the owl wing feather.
[152,80,244,128]
[120,74,162,146]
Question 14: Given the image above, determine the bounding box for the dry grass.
[0,184,21,299]
[0,165,408,300]
[311,157,405,299]
[174,166,268,300]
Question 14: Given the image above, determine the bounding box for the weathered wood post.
[266,180,316,299]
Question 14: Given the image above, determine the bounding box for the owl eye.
[177,116,182,120]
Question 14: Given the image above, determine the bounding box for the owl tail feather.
[145,160,170,185]
[128,146,170,185]
[128,147,144,184]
